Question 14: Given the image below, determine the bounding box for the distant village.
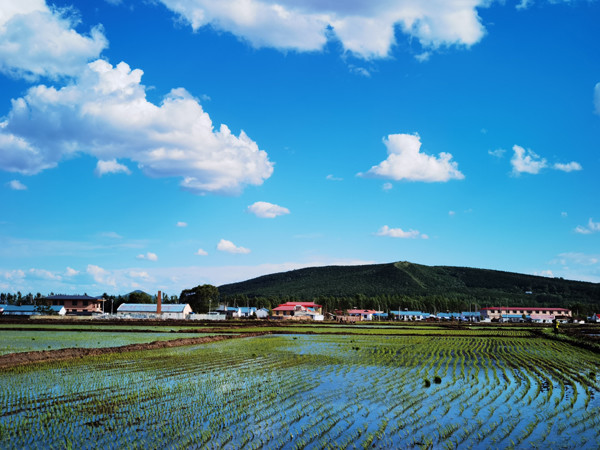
[1,291,595,324]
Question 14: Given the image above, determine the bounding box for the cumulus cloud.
[7,180,27,190]
[511,145,547,175]
[217,239,250,254]
[488,149,506,158]
[511,145,582,175]
[95,159,131,176]
[129,270,151,280]
[575,218,600,235]
[137,252,158,261]
[176,222,188,227]
[556,252,599,266]
[28,268,61,280]
[375,225,428,239]
[360,133,464,182]
[65,267,79,277]
[195,248,208,256]
[87,264,116,287]
[247,201,290,218]
[0,60,274,194]
[594,82,600,115]
[0,2,107,80]
[159,0,487,59]
[553,162,582,173]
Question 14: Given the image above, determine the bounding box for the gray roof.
[44,294,102,300]
[117,303,189,313]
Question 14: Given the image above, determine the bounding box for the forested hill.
[218,261,600,314]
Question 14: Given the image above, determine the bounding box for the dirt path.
[0,332,268,369]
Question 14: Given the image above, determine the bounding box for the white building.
[116,303,192,319]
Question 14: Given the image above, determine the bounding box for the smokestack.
[157,290,162,315]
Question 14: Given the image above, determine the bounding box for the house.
[272,302,324,321]
[530,314,554,324]
[43,294,104,315]
[2,304,66,316]
[116,303,192,320]
[501,314,526,323]
[278,302,323,314]
[437,312,463,320]
[392,311,431,321]
[215,305,240,319]
[255,308,269,319]
[461,312,481,322]
[347,309,378,321]
[480,307,571,322]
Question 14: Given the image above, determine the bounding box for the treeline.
[0,291,180,314]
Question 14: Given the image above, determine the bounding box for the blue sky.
[0,0,599,296]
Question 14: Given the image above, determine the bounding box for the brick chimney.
[157,290,162,315]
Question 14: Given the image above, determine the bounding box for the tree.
[129,291,153,303]
[180,284,219,313]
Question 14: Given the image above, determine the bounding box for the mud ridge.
[0,332,268,369]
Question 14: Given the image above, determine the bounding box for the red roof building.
[271,302,323,320]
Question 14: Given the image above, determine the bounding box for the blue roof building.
[2,304,66,316]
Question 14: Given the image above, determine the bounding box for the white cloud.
[247,201,290,218]
[326,174,343,181]
[2,269,25,280]
[553,161,582,173]
[382,182,393,191]
[561,212,568,218]
[375,225,428,239]
[217,239,250,254]
[95,159,131,176]
[0,59,274,195]
[488,148,505,158]
[129,270,151,280]
[86,264,116,287]
[158,0,488,59]
[516,0,533,10]
[449,210,456,216]
[28,268,61,280]
[556,252,599,266]
[65,267,79,277]
[594,82,600,115]
[195,248,208,256]
[0,2,107,80]
[176,221,188,227]
[535,269,554,278]
[7,180,27,190]
[511,145,582,175]
[511,145,547,175]
[575,218,600,235]
[360,133,464,182]
[137,252,158,261]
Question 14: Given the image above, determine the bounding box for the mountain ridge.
[217,261,599,313]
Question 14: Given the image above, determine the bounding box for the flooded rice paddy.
[1,332,599,448]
